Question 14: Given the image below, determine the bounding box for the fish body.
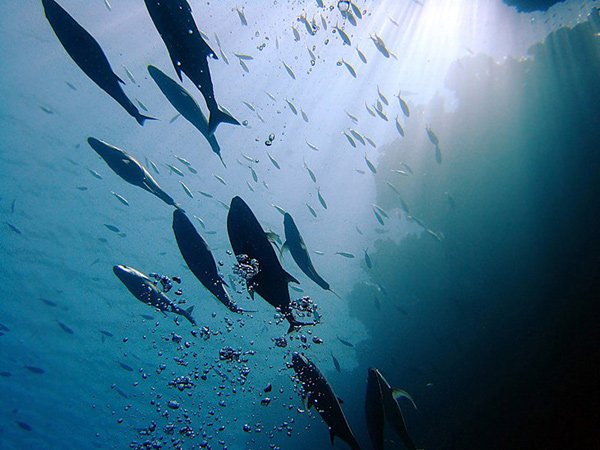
[306,203,317,218]
[426,126,439,146]
[88,137,177,207]
[285,98,298,115]
[366,368,386,450]
[364,249,372,268]
[334,23,352,45]
[364,154,377,173]
[172,209,244,313]
[370,368,420,450]
[283,213,330,291]
[144,0,239,134]
[226,197,309,332]
[317,188,328,209]
[395,116,405,137]
[113,265,196,325]
[356,47,367,64]
[292,353,361,450]
[398,95,410,117]
[42,0,152,125]
[148,65,224,166]
[282,61,296,79]
[336,251,355,258]
[341,59,357,77]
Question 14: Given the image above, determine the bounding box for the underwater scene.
[1,0,600,449]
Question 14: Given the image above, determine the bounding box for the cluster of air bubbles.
[265,133,275,146]
[149,273,181,293]
[234,254,260,281]
[290,296,319,320]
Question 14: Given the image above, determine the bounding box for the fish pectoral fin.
[337,396,344,404]
[185,306,194,314]
[220,276,229,288]
[329,428,336,445]
[392,388,418,410]
[115,74,126,85]
[285,270,299,285]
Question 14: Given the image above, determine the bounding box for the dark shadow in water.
[348,11,600,450]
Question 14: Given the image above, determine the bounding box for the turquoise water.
[1,1,599,449]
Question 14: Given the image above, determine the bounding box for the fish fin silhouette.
[136,113,157,126]
[208,107,240,135]
[329,289,342,300]
[285,271,299,284]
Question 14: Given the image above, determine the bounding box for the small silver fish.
[334,23,351,45]
[349,129,365,145]
[214,174,227,185]
[317,188,327,209]
[272,204,286,215]
[235,6,247,26]
[426,126,439,146]
[246,181,255,192]
[242,101,255,112]
[364,154,377,173]
[398,94,410,117]
[304,160,317,183]
[169,114,181,123]
[122,65,136,84]
[343,131,356,148]
[372,204,389,218]
[365,102,376,117]
[234,53,254,60]
[377,85,389,105]
[180,181,193,198]
[135,99,148,112]
[87,168,103,179]
[301,109,309,123]
[265,91,277,101]
[346,110,358,123]
[341,59,356,78]
[104,0,112,11]
[374,106,388,121]
[285,98,298,115]
[292,25,301,41]
[149,160,159,174]
[306,203,317,218]
[111,192,129,206]
[250,166,258,182]
[166,164,184,177]
[364,136,376,148]
[395,116,405,137]
[239,59,249,73]
[356,47,367,64]
[194,216,206,229]
[267,151,280,169]
[282,61,296,80]
[336,251,355,258]
[199,191,213,198]
[174,155,191,166]
[305,139,319,151]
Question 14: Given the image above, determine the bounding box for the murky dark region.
[1,1,599,449]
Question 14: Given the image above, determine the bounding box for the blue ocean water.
[1,1,599,449]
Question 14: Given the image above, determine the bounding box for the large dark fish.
[87,138,177,208]
[147,65,225,166]
[113,264,196,325]
[371,368,421,450]
[292,353,361,450]
[226,197,310,332]
[283,213,339,297]
[41,0,153,125]
[365,368,385,450]
[172,209,244,313]
[144,0,239,134]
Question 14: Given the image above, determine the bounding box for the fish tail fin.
[329,289,342,300]
[287,319,313,334]
[184,305,196,325]
[217,152,227,168]
[208,108,240,135]
[137,113,157,126]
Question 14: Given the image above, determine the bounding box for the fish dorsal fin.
[186,306,194,314]
[285,271,299,284]
[116,74,125,85]
[392,388,418,410]
[337,396,344,404]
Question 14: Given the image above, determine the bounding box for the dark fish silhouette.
[227,197,311,332]
[41,0,153,125]
[369,368,421,450]
[283,213,332,292]
[172,209,245,313]
[24,366,45,375]
[113,265,195,325]
[148,65,224,166]
[144,0,239,134]
[88,138,177,207]
[292,353,361,450]
[366,368,385,450]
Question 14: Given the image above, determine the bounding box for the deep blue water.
[1,1,599,449]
